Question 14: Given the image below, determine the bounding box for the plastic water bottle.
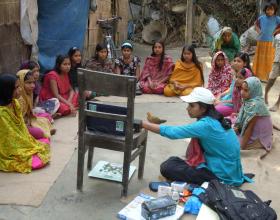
[107,43,112,59]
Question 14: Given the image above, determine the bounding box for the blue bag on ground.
[184,187,205,215]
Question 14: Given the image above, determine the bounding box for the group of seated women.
[0,38,274,191]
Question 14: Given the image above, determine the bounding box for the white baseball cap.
[180,87,215,105]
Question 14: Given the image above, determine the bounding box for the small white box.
[171,182,187,193]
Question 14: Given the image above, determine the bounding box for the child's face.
[13,80,21,99]
[32,66,40,81]
[215,54,225,68]
[266,6,275,16]
[182,50,193,62]
[122,48,132,58]
[60,58,71,73]
[241,82,250,99]
[187,103,206,118]
[71,51,82,65]
[232,57,245,72]
[24,76,36,95]
[153,43,163,56]
[97,49,108,60]
[222,32,232,43]
[235,71,246,88]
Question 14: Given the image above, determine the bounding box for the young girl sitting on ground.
[115,42,141,79]
[17,70,54,143]
[68,47,82,90]
[40,55,78,116]
[208,51,232,96]
[85,43,114,73]
[20,61,60,117]
[0,74,50,173]
[142,87,250,186]
[234,77,273,151]
[139,41,174,94]
[215,52,252,117]
[164,45,204,97]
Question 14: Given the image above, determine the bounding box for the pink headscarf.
[208,51,232,96]
[232,68,252,113]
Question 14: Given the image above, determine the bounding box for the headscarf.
[208,51,232,96]
[16,69,34,118]
[215,27,233,50]
[232,68,252,113]
[235,77,270,135]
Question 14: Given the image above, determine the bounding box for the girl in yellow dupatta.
[17,70,53,142]
[0,74,50,173]
[164,45,204,96]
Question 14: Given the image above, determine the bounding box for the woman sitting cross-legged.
[234,77,273,152]
[142,87,251,186]
[139,41,174,94]
[164,45,204,97]
[0,74,50,173]
[40,55,78,116]
[17,70,54,143]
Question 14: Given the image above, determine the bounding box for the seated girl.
[17,70,54,143]
[0,74,50,173]
[40,55,78,116]
[164,45,204,97]
[139,41,174,94]
[207,51,232,96]
[20,61,60,116]
[215,52,252,117]
[68,47,82,90]
[142,87,250,186]
[115,42,141,79]
[85,43,114,73]
[234,77,273,151]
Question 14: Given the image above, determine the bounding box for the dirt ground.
[0,44,280,220]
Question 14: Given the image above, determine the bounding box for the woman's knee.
[163,85,175,97]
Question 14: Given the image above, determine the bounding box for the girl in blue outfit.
[253,2,280,81]
[142,87,250,186]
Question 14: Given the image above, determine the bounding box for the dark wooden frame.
[76,68,148,196]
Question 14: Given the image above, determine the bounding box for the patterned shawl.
[235,77,270,135]
[16,69,34,119]
[208,51,232,96]
[140,55,174,82]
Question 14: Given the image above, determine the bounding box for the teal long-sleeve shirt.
[160,116,249,186]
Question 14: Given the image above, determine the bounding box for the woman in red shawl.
[208,51,232,96]
[40,55,78,116]
[139,41,174,94]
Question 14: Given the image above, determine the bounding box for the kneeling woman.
[0,74,50,173]
[234,77,273,151]
[142,87,249,186]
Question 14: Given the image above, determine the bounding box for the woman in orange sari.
[164,45,204,96]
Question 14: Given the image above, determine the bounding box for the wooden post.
[185,0,193,45]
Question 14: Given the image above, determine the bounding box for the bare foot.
[50,129,57,136]
[53,113,62,119]
[269,104,279,112]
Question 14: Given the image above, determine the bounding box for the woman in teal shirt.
[142,87,249,186]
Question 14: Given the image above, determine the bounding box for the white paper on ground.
[88,160,136,182]
[118,193,184,220]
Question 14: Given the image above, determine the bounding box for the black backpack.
[198,179,277,220]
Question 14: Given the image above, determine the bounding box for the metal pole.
[185,0,193,45]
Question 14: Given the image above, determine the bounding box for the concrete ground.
[1,44,280,220]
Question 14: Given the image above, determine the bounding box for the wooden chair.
[76,68,148,196]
